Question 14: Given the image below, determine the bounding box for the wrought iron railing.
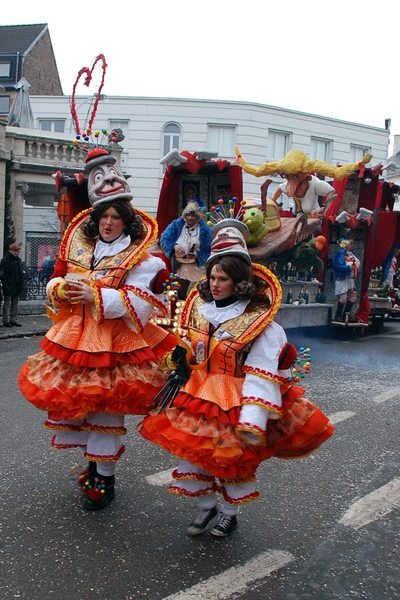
[20,267,52,300]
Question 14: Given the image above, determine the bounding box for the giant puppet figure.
[18,145,177,511]
[235,148,373,219]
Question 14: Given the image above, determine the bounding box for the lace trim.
[172,468,215,483]
[92,285,104,324]
[45,420,82,432]
[236,423,266,447]
[219,476,257,485]
[241,396,284,418]
[169,483,217,498]
[123,284,167,316]
[220,487,260,506]
[242,365,288,384]
[51,434,86,450]
[84,445,126,462]
[81,422,127,435]
[119,288,143,333]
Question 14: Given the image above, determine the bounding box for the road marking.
[339,477,400,530]
[328,411,356,424]
[146,469,173,486]
[373,387,400,403]
[161,550,294,600]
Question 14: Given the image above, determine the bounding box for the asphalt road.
[1,319,400,600]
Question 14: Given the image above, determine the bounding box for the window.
[267,130,290,160]
[25,234,60,269]
[310,138,331,162]
[39,120,65,133]
[0,62,10,77]
[0,95,10,114]
[109,120,129,149]
[109,120,130,168]
[349,145,369,163]
[163,123,181,156]
[207,125,236,157]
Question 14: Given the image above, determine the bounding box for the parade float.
[155,148,400,332]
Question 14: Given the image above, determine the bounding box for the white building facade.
[4,95,388,267]
[29,95,390,217]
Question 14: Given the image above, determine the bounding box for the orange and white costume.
[19,208,175,463]
[140,264,335,508]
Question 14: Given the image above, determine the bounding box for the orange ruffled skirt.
[19,334,176,421]
[140,386,335,480]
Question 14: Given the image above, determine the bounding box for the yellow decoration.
[242,208,268,247]
[235,147,373,179]
[47,278,69,307]
[242,197,281,234]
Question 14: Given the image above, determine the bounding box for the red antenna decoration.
[70,54,108,136]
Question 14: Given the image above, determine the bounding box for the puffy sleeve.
[94,256,168,331]
[242,321,288,409]
[236,321,290,447]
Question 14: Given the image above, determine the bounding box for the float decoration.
[70,54,108,136]
[235,147,373,180]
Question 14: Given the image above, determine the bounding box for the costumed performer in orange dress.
[19,148,176,511]
[140,219,335,537]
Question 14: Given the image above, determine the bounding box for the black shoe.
[11,322,21,327]
[333,316,344,323]
[3,322,12,328]
[210,513,238,537]
[83,475,115,511]
[186,506,218,536]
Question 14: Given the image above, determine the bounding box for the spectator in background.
[40,252,56,284]
[0,243,24,327]
[161,201,212,299]
[382,243,400,287]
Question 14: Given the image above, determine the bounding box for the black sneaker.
[3,322,12,328]
[186,506,218,536]
[210,512,238,537]
[11,322,22,327]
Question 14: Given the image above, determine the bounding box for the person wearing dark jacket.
[0,243,24,327]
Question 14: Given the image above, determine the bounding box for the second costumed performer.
[140,219,335,537]
[18,148,176,510]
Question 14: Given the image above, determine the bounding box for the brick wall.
[22,30,63,95]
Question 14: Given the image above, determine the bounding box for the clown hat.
[207,219,251,265]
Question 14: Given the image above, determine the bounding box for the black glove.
[171,345,187,363]
[170,345,190,385]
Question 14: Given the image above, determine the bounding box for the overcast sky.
[4,0,400,154]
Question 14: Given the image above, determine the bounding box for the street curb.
[0,329,48,340]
